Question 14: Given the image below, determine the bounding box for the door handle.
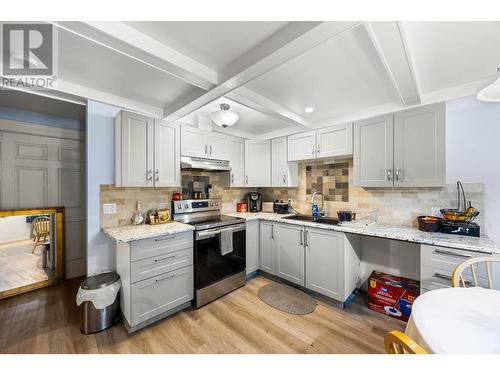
[312,144,315,156]
[433,249,472,258]
[155,170,159,181]
[154,254,176,263]
[283,174,286,183]
[205,144,208,156]
[300,229,304,245]
[231,173,234,183]
[245,175,248,184]
[146,170,153,181]
[387,169,392,181]
[395,168,401,181]
[317,144,320,154]
[271,225,274,239]
[305,230,309,247]
[155,273,177,283]
[210,145,212,156]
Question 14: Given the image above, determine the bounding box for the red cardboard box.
[367,271,420,322]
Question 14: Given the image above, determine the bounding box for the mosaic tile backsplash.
[305,161,349,202]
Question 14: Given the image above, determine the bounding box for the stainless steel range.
[172,199,246,308]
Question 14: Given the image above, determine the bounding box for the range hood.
[180,156,231,172]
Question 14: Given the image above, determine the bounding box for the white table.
[406,287,500,353]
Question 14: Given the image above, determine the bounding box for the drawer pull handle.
[434,249,471,258]
[434,272,471,285]
[155,273,176,283]
[154,254,176,263]
[154,236,175,242]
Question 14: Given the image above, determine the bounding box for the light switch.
[103,203,117,215]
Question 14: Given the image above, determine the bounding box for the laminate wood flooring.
[0,275,405,354]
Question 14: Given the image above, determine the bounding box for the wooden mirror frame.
[0,207,64,299]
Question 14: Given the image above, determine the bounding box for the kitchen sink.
[285,215,340,226]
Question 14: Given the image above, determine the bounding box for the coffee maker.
[246,192,262,212]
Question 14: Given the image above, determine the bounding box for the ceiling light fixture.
[210,103,239,128]
[477,65,500,102]
[304,107,315,113]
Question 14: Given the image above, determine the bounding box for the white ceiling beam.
[163,21,360,121]
[363,22,421,107]
[226,87,311,130]
[52,21,217,90]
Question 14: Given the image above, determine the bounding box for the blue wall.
[0,105,85,131]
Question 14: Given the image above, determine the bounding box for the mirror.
[0,208,64,299]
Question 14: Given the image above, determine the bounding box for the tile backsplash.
[101,158,485,230]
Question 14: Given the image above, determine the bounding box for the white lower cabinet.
[305,228,343,300]
[275,223,305,285]
[246,220,260,274]
[259,221,276,274]
[115,231,194,332]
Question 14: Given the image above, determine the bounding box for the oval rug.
[257,282,316,315]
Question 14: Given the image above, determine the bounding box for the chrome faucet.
[311,191,325,218]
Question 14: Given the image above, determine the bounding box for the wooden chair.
[451,256,500,288]
[384,330,427,354]
[32,216,50,253]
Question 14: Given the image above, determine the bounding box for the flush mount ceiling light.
[477,65,500,102]
[304,107,315,113]
[210,103,239,128]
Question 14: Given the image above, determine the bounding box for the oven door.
[194,223,246,291]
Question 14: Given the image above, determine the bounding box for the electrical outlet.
[103,203,117,215]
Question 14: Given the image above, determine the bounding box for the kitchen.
[1,6,500,369]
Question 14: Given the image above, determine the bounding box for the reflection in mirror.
[0,208,64,299]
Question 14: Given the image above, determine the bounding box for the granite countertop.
[103,221,194,243]
[228,212,500,254]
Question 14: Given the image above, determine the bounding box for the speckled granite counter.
[227,212,500,254]
[103,221,194,243]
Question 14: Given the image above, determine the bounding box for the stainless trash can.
[80,272,121,334]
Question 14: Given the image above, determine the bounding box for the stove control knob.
[210,202,214,207]
[184,204,189,209]
[215,202,219,206]
[177,204,182,209]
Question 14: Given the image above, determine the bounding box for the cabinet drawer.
[420,265,488,291]
[131,265,193,326]
[421,244,491,279]
[131,231,192,261]
[131,248,193,283]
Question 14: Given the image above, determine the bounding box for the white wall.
[0,216,31,244]
[446,95,500,243]
[86,101,120,276]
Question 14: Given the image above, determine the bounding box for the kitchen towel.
[219,227,234,256]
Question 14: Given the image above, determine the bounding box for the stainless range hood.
[180,156,231,172]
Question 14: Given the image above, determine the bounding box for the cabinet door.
[275,223,305,286]
[245,140,270,187]
[271,137,287,187]
[305,228,343,300]
[154,121,180,187]
[208,132,229,160]
[246,220,260,275]
[259,221,275,274]
[181,125,208,158]
[394,103,445,187]
[121,111,154,187]
[131,265,193,326]
[353,114,393,187]
[316,123,353,158]
[229,137,245,187]
[287,131,317,161]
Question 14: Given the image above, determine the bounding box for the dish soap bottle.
[131,201,145,225]
[311,203,319,219]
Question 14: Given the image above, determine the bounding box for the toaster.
[273,201,289,214]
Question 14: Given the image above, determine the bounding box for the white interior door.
[121,111,154,187]
[0,129,85,278]
[393,104,446,187]
[245,140,270,187]
[353,114,394,187]
[316,123,353,158]
[154,121,180,187]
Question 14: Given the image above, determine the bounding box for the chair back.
[451,256,500,289]
[32,216,50,237]
[384,330,427,354]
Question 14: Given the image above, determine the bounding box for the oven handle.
[196,224,246,240]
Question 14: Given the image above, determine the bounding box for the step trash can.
[76,272,121,334]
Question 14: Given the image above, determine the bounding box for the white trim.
[0,118,85,141]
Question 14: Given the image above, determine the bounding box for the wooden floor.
[0,239,50,292]
[0,275,405,354]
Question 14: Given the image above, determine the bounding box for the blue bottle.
[311,203,319,219]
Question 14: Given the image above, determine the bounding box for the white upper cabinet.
[316,123,353,158]
[229,136,245,187]
[117,111,154,187]
[245,140,271,187]
[154,121,181,187]
[353,103,445,187]
[393,103,445,187]
[208,132,230,160]
[271,137,298,187]
[353,114,394,187]
[288,131,316,161]
[180,124,229,160]
[288,123,353,162]
[180,125,208,158]
[115,111,180,188]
